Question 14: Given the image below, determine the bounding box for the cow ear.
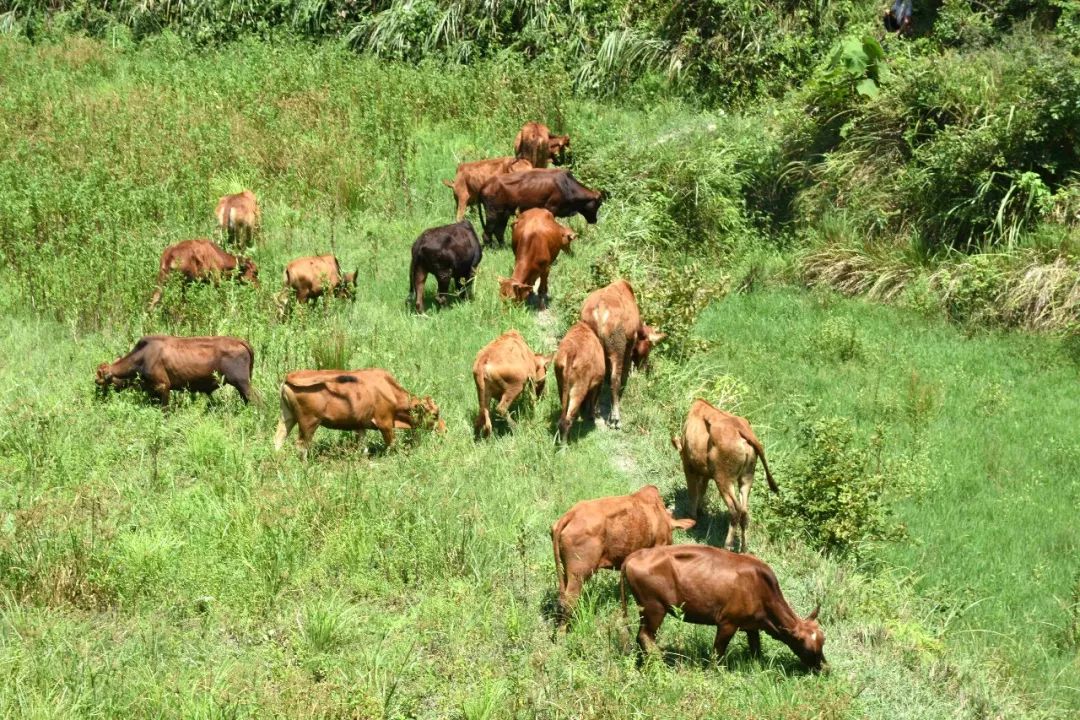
[671,518,696,530]
[647,330,666,343]
[807,604,820,621]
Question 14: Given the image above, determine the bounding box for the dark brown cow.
[284,255,357,303]
[554,321,605,443]
[498,208,576,309]
[409,221,483,313]
[95,335,253,406]
[478,169,602,246]
[551,485,694,624]
[673,399,779,552]
[215,189,260,247]
[514,121,551,168]
[580,279,663,429]
[442,156,532,222]
[274,369,445,458]
[148,239,258,310]
[472,330,551,438]
[622,545,826,671]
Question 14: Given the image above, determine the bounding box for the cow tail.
[551,520,565,595]
[740,428,779,494]
[441,178,454,188]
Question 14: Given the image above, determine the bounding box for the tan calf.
[554,322,605,443]
[472,330,551,438]
[215,190,260,248]
[498,208,576,309]
[274,369,445,458]
[551,485,694,625]
[672,399,779,552]
[284,255,357,303]
[148,238,258,310]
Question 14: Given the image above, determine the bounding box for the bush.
[765,414,916,556]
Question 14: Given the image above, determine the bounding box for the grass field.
[0,35,1077,718]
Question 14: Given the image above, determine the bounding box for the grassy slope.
[0,36,1076,718]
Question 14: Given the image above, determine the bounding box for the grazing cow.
[215,190,260,247]
[551,485,694,624]
[95,335,253,406]
[498,209,576,309]
[622,545,826,671]
[554,321,605,443]
[442,156,532,222]
[478,169,602,246]
[472,330,551,438]
[148,238,258,310]
[580,280,663,430]
[409,221,483,313]
[514,121,551,168]
[672,399,778,552]
[284,255,357,304]
[274,369,445,458]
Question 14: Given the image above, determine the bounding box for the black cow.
[408,220,483,313]
[478,170,603,247]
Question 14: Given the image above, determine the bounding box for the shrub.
[765,414,912,556]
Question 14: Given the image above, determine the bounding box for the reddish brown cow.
[148,239,258,309]
[442,156,532,222]
[672,399,778,552]
[551,485,694,624]
[478,169,602,246]
[95,335,253,406]
[472,330,551,438]
[274,369,445,458]
[498,209,576,309]
[284,255,357,303]
[580,280,663,429]
[215,190,260,247]
[622,545,826,671]
[514,121,551,168]
[554,321,605,443]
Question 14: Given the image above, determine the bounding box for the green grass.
[0,35,1077,718]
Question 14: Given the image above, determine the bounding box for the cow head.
[94,362,128,395]
[548,135,571,165]
[498,277,532,303]
[532,353,553,397]
[631,325,666,371]
[336,270,358,300]
[238,257,259,285]
[411,396,446,433]
[581,197,602,224]
[792,605,827,672]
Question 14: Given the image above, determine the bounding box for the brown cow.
[215,190,260,247]
[274,369,445,458]
[551,485,694,625]
[554,321,605,443]
[622,545,826,671]
[580,280,663,430]
[514,122,570,168]
[442,156,532,222]
[472,330,551,438]
[148,239,258,310]
[95,335,253,406]
[478,169,602,246]
[498,209,576,309]
[284,255,357,303]
[514,121,550,168]
[672,399,778,552]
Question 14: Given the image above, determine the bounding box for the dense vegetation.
[0,2,1077,718]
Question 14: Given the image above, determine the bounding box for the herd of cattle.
[93,121,826,671]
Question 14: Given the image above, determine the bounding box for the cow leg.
[454,189,468,222]
[607,349,627,430]
[558,569,588,626]
[273,415,295,450]
[474,372,492,439]
[584,385,601,422]
[538,269,550,310]
[377,423,395,450]
[746,629,762,658]
[636,601,666,661]
[297,419,319,459]
[713,622,737,661]
[435,272,451,307]
[411,268,427,313]
[496,381,524,430]
[717,480,741,552]
[686,473,707,520]
[738,472,754,553]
